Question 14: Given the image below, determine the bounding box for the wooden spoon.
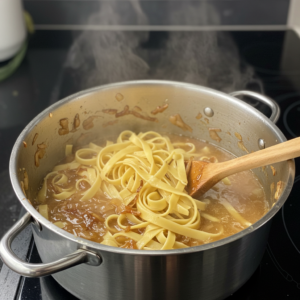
[186,137,300,197]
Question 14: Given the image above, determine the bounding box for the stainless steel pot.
[0,80,295,300]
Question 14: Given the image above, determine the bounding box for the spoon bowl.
[187,136,300,197]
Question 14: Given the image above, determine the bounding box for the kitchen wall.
[23,0,290,27]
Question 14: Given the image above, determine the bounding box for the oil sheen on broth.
[33,133,268,250]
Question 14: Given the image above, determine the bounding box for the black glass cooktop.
[1,29,300,300]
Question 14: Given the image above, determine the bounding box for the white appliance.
[0,0,26,62]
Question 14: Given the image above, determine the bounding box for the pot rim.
[9,80,295,256]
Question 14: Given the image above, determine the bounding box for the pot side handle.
[230,90,280,124]
[0,212,101,278]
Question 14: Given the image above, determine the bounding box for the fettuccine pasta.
[35,131,268,250]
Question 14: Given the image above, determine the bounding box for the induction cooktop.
[1,29,300,300]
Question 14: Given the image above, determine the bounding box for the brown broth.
[33,135,268,249]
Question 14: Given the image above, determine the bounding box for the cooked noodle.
[37,131,254,250]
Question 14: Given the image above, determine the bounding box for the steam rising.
[66,2,149,88]
[154,31,255,92]
[64,1,260,93]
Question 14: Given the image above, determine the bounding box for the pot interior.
[11,80,294,239]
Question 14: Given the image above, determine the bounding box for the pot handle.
[230,90,280,123]
[0,212,101,278]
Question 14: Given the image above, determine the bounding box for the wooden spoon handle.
[218,136,300,178]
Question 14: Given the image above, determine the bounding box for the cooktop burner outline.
[282,175,300,256]
[266,243,300,290]
[283,100,300,138]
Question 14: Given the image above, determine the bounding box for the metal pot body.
[1,81,295,300]
[33,221,271,300]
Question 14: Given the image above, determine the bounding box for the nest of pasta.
[36,131,252,250]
